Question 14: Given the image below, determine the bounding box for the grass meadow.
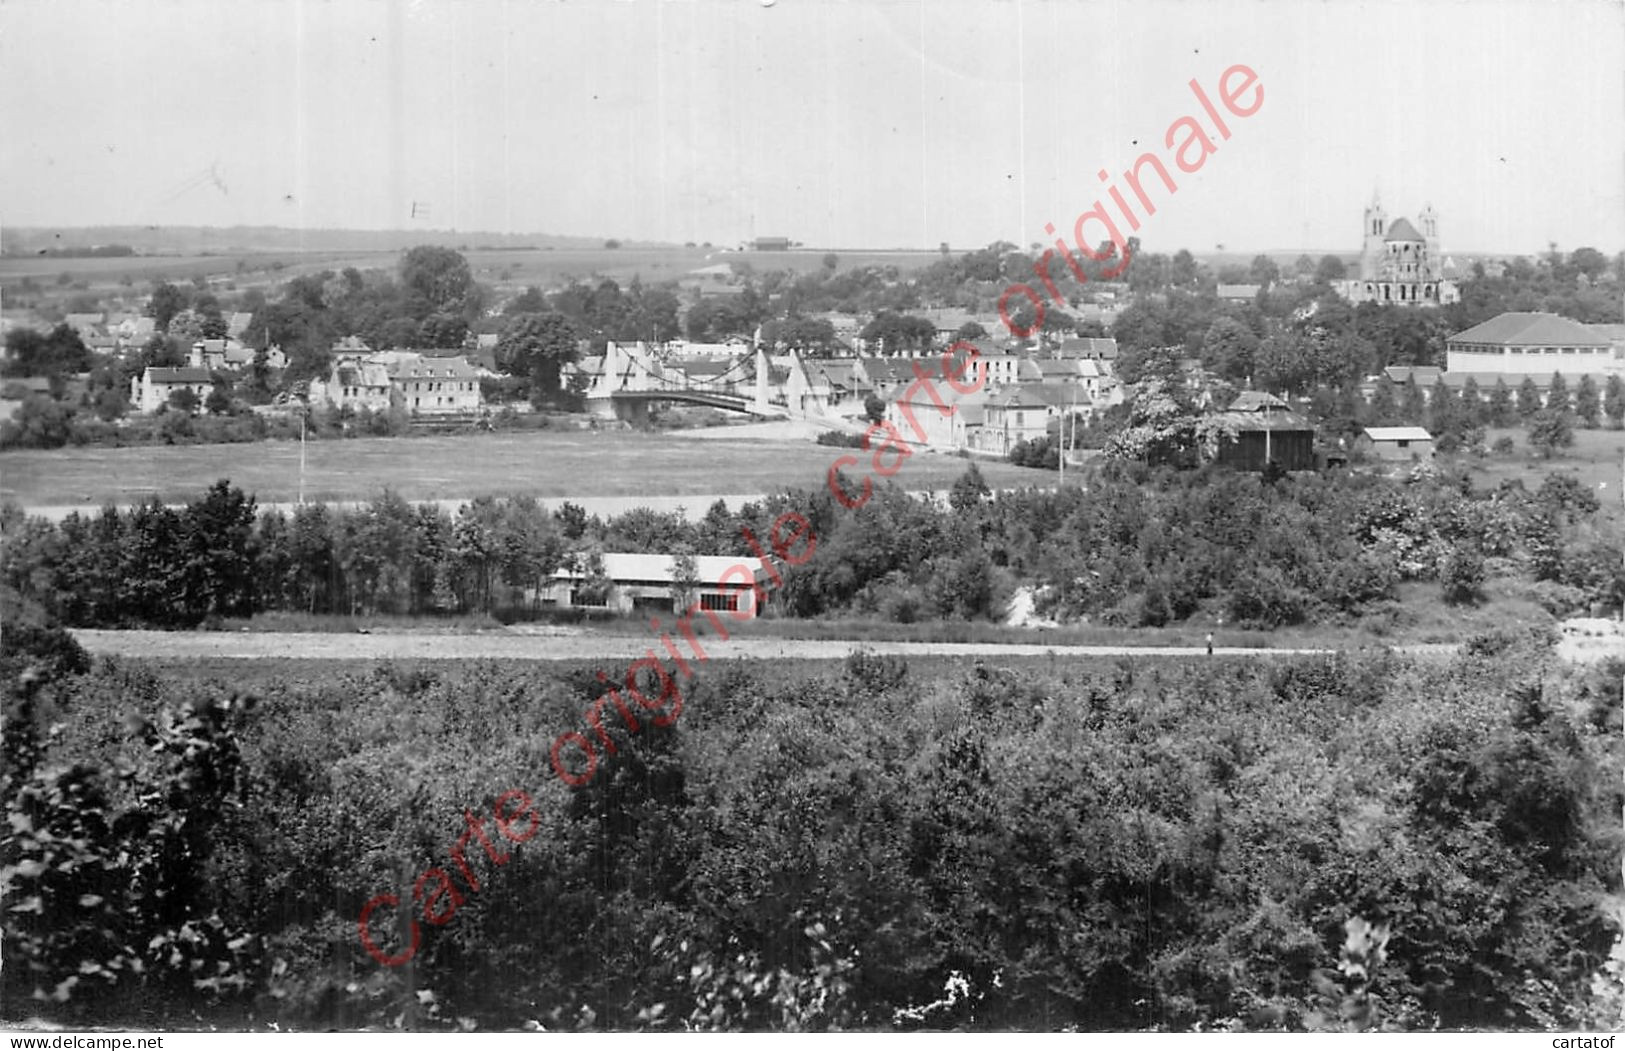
[0,426,1047,509]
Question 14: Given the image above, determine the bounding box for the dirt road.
[70,629,1444,663]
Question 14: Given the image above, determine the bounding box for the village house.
[802,358,874,415]
[978,385,1070,455]
[1216,283,1263,303]
[1211,391,1317,472]
[307,357,394,414]
[386,354,483,415]
[131,366,212,414]
[544,553,780,617]
[1361,426,1435,462]
[64,313,105,339]
[884,379,987,449]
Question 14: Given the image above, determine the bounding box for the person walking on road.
[1205,632,1214,656]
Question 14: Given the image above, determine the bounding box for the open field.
[1470,426,1625,520]
[0,426,1050,510]
[0,242,950,303]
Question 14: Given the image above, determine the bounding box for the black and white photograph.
[1,0,1623,1038]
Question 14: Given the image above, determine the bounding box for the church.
[1337,194,1460,307]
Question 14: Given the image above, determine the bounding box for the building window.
[1397,440,1410,449]
[570,587,609,608]
[700,592,740,612]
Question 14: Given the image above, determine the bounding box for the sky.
[2,0,1622,256]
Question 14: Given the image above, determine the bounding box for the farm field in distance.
[0,426,1049,510]
[0,242,949,301]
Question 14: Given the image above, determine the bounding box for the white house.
[131,366,211,414]
[308,358,394,414]
[545,553,780,618]
[387,354,483,415]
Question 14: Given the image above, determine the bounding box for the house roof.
[1385,218,1423,242]
[1229,391,1291,413]
[556,553,776,587]
[1447,312,1610,347]
[387,355,480,380]
[1214,409,1313,432]
[1054,337,1118,359]
[227,312,254,338]
[1216,284,1262,299]
[1365,427,1433,442]
[1383,365,1443,384]
[147,367,211,384]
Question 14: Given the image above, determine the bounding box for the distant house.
[1361,426,1435,462]
[64,313,105,338]
[308,358,393,414]
[190,338,257,371]
[387,355,483,415]
[1216,283,1263,302]
[751,237,792,252]
[544,553,780,618]
[885,378,987,449]
[131,366,212,414]
[1053,337,1119,362]
[804,358,874,415]
[1445,311,1620,379]
[117,316,157,345]
[1211,392,1316,472]
[979,386,1063,455]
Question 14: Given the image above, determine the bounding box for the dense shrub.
[4,649,1618,1030]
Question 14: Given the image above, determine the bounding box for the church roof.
[1385,217,1423,242]
[1447,312,1610,347]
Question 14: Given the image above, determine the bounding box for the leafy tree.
[1368,379,1398,425]
[1516,377,1543,419]
[1487,380,1514,427]
[148,282,188,331]
[495,312,580,406]
[1315,254,1348,282]
[1169,249,1199,288]
[956,321,988,342]
[1528,410,1574,458]
[1248,254,1280,286]
[167,388,200,415]
[864,393,887,425]
[1458,376,1483,426]
[1440,545,1485,604]
[670,550,700,613]
[399,245,476,318]
[1546,372,1570,415]
[1201,317,1258,382]
[1604,374,1624,429]
[861,312,936,354]
[2,324,91,378]
[948,462,991,512]
[204,384,233,416]
[506,286,548,315]
[1399,377,1425,423]
[0,396,74,449]
[1573,374,1600,428]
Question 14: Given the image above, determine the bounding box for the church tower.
[1418,203,1440,280]
[1361,192,1387,280]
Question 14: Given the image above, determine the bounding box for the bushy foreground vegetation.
[2,605,1621,1031]
[3,459,1619,633]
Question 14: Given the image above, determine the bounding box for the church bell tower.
[1361,192,1388,280]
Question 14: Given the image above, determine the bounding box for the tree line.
[4,460,1619,633]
